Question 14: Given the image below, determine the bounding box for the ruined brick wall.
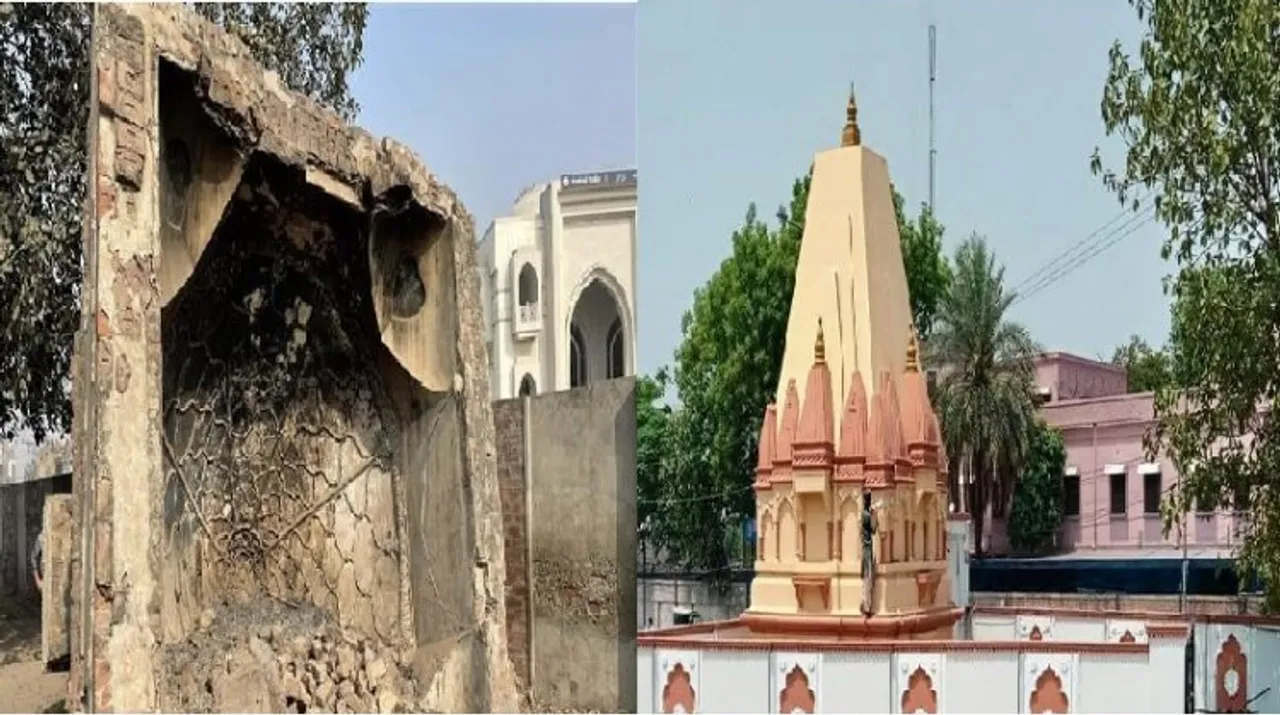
[493,398,531,688]
[69,5,518,712]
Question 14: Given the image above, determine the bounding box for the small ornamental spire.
[815,318,826,363]
[841,82,861,148]
[905,324,920,372]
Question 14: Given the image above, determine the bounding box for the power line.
[1008,196,1150,296]
[1007,199,1146,295]
[1012,205,1157,306]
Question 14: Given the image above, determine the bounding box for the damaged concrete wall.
[42,494,73,665]
[0,474,71,597]
[70,4,517,712]
[494,379,638,713]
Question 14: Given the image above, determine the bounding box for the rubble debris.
[157,599,417,713]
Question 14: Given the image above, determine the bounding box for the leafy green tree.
[928,235,1039,557]
[646,167,952,574]
[894,192,952,341]
[637,371,672,555]
[0,2,368,441]
[1094,0,1280,605]
[1007,420,1067,556]
[1109,334,1172,394]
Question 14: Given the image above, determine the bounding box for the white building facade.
[478,170,636,399]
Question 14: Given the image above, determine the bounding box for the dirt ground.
[0,595,66,714]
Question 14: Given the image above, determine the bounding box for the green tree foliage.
[894,191,952,341]
[1007,420,1067,556]
[1109,334,1172,394]
[928,235,1039,557]
[636,371,672,553]
[1094,0,1280,604]
[642,168,952,574]
[0,2,368,441]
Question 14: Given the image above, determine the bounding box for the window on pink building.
[1109,471,1127,515]
[1233,484,1252,513]
[1063,475,1080,517]
[1143,472,1161,515]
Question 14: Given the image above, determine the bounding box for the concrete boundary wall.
[0,474,72,597]
[494,377,637,712]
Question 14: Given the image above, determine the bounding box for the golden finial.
[905,324,920,372]
[815,318,826,363]
[841,82,861,148]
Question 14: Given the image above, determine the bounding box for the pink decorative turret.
[834,372,868,483]
[754,405,778,491]
[899,327,941,471]
[772,380,800,483]
[793,321,835,471]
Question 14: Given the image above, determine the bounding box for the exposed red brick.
[493,398,530,685]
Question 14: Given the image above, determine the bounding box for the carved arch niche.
[918,492,939,561]
[759,503,777,564]
[1214,631,1250,713]
[773,653,820,714]
[1021,653,1075,714]
[657,650,700,714]
[894,653,943,714]
[1105,619,1147,644]
[838,491,859,565]
[777,498,798,563]
[1017,614,1055,642]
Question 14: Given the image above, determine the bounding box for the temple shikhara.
[634,89,1269,714]
[748,319,954,637]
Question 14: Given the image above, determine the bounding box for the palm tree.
[927,234,1039,557]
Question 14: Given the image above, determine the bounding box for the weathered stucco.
[68,4,517,712]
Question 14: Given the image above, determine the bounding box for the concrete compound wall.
[637,578,749,632]
[0,473,72,597]
[494,377,637,713]
[639,633,1187,714]
[974,591,1269,617]
[971,607,1280,713]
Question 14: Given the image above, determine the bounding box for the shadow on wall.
[494,378,638,713]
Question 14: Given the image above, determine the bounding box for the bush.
[1007,421,1067,555]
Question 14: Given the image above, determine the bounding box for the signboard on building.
[559,169,637,193]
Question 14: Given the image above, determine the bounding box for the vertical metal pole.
[1180,515,1189,613]
[928,24,937,213]
[1092,423,1099,548]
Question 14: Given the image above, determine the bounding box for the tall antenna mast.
[928,23,937,213]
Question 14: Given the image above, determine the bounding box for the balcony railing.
[513,301,540,338]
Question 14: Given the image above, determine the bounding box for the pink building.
[983,352,1240,556]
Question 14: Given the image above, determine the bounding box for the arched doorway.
[569,326,587,388]
[606,317,625,379]
[568,278,626,388]
[518,373,537,397]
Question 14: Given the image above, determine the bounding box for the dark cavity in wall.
[159,149,403,611]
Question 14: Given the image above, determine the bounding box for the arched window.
[518,374,537,397]
[606,317,625,379]
[570,326,586,388]
[517,263,538,306]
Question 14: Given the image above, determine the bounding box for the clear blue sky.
[350,2,636,232]
[638,0,1169,377]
